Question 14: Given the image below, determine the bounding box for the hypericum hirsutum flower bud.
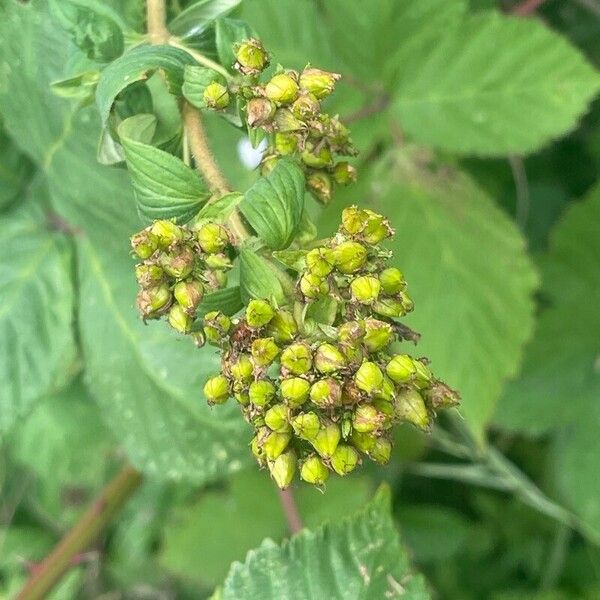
[301,144,332,168]
[291,93,320,119]
[354,361,384,395]
[299,67,340,99]
[245,299,275,328]
[333,162,357,186]
[292,411,321,441]
[341,344,364,370]
[230,354,254,382]
[425,382,460,411]
[168,303,193,333]
[135,264,163,286]
[312,422,341,458]
[363,319,393,353]
[234,38,269,75]
[160,246,195,279]
[249,379,276,407]
[300,455,329,485]
[136,284,172,318]
[310,378,342,408]
[251,337,280,367]
[306,247,335,277]
[333,241,367,274]
[207,269,228,289]
[299,272,329,299]
[368,437,392,464]
[263,431,291,460]
[341,206,365,236]
[203,311,231,344]
[314,343,347,374]
[246,97,276,128]
[350,276,381,305]
[280,342,312,375]
[413,360,432,389]
[150,219,183,249]
[330,444,359,476]
[265,403,290,432]
[273,108,304,132]
[265,310,298,344]
[352,404,382,433]
[174,280,204,313]
[131,230,157,259]
[307,171,333,205]
[205,253,232,270]
[197,223,229,254]
[393,389,430,430]
[203,82,230,110]
[204,375,230,405]
[385,354,414,384]
[350,430,377,453]
[372,297,406,318]
[379,267,405,295]
[274,132,298,155]
[338,320,365,343]
[376,377,395,403]
[362,210,392,244]
[269,449,297,489]
[280,377,310,407]
[265,73,299,104]
[234,389,250,405]
[399,291,414,313]
[251,429,267,463]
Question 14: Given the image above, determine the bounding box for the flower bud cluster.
[202,207,459,489]
[131,219,232,341]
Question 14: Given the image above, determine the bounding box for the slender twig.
[16,465,143,600]
[511,0,548,15]
[277,488,303,535]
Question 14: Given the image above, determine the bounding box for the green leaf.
[198,286,244,318]
[169,0,242,37]
[218,486,430,600]
[215,18,256,70]
[239,159,305,250]
[239,247,285,304]
[0,123,34,211]
[182,65,226,109]
[118,115,209,223]
[50,70,101,101]
[196,191,243,222]
[0,191,77,436]
[96,44,197,125]
[392,11,600,155]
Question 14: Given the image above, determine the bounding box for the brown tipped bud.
[251,337,280,367]
[265,73,299,104]
[307,170,333,205]
[333,161,357,186]
[174,280,204,313]
[131,230,158,259]
[350,430,377,454]
[299,67,340,99]
[235,38,269,75]
[372,297,407,319]
[135,263,164,287]
[330,444,360,476]
[314,343,347,374]
[159,245,195,279]
[379,268,406,295]
[340,206,366,236]
[362,210,393,244]
[150,219,183,249]
[265,403,290,433]
[291,93,320,119]
[386,354,416,384]
[310,378,343,409]
[136,284,171,318]
[197,222,229,254]
[363,319,394,353]
[273,108,304,132]
[352,404,383,433]
[338,320,365,343]
[246,97,276,128]
[425,381,460,411]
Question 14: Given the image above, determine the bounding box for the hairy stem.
[16,465,143,600]
[278,487,303,535]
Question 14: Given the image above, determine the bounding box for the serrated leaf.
[239,247,285,303]
[219,486,430,600]
[118,115,209,223]
[198,286,244,318]
[182,65,226,109]
[96,44,197,125]
[215,18,256,70]
[392,11,600,155]
[196,191,243,222]
[239,159,305,249]
[169,0,242,37]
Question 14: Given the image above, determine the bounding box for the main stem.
[278,488,304,535]
[17,465,143,600]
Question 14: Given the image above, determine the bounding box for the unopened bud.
[265,73,299,104]
[235,38,269,75]
[300,455,329,485]
[249,379,276,407]
[375,377,396,403]
[280,342,312,375]
[379,268,405,295]
[197,223,229,254]
[168,303,193,333]
[299,272,329,299]
[340,206,366,236]
[135,263,163,286]
[425,382,460,411]
[299,67,340,99]
[350,430,377,454]
[136,284,171,317]
[368,436,392,464]
[274,132,298,155]
[338,320,364,343]
[311,422,341,458]
[314,343,346,374]
[307,171,333,205]
[330,444,359,476]
[372,297,406,318]
[203,82,229,110]
[150,219,183,249]
[230,354,254,382]
[413,360,432,389]
[362,210,392,244]
[280,377,310,407]
[301,144,332,168]
[350,275,381,305]
[204,375,230,404]
[263,404,289,433]
[131,230,158,259]
[269,449,297,489]
[234,389,250,405]
[273,108,304,132]
[251,337,280,366]
[363,319,393,353]
[246,299,275,328]
[203,311,231,344]
[352,404,383,433]
[263,431,291,460]
[354,361,384,395]
[265,310,298,344]
[306,247,334,277]
[393,389,430,431]
[174,280,204,313]
[399,291,414,313]
[333,162,357,186]
[291,93,320,119]
[386,354,416,384]
[341,344,364,369]
[291,412,321,441]
[310,378,342,408]
[246,97,276,128]
[333,241,367,274]
[160,246,195,279]
[205,253,232,270]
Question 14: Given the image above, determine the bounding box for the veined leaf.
[239,247,285,303]
[198,286,244,318]
[183,65,226,109]
[215,18,257,70]
[169,0,242,38]
[196,191,243,222]
[239,159,305,250]
[0,123,34,210]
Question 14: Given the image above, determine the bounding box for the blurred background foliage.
[0,0,599,598]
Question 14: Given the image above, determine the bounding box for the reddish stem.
[511,0,547,16]
[277,487,303,535]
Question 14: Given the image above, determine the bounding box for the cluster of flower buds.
[131,219,233,341]
[204,38,357,205]
[202,207,459,489]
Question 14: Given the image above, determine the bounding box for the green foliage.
[239,246,286,303]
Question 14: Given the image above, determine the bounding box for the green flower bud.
[306,247,335,277]
[131,230,158,259]
[310,377,342,408]
[246,97,276,128]
[307,171,333,205]
[265,73,299,104]
[354,361,384,395]
[338,320,365,343]
[363,319,393,353]
[399,291,414,313]
[234,389,250,405]
[386,354,416,384]
[249,379,276,407]
[393,389,430,431]
[205,253,232,270]
[234,38,269,74]
[291,93,320,119]
[330,444,360,476]
[174,280,204,313]
[160,246,195,279]
[246,299,275,328]
[274,132,298,155]
[280,342,312,375]
[280,377,311,407]
[368,437,392,464]
[333,241,367,274]
[413,360,432,389]
[150,219,183,249]
[263,431,291,460]
[340,206,366,236]
[372,297,406,318]
[265,310,298,344]
[300,455,329,485]
[230,354,254,382]
[311,422,341,458]
[168,303,193,333]
[372,397,394,427]
[135,263,163,287]
[340,344,364,370]
[269,449,297,489]
[299,67,340,99]
[352,404,383,433]
[299,272,329,299]
[265,403,290,433]
[273,108,304,132]
[301,144,332,168]
[260,154,279,175]
[203,311,231,344]
[203,82,230,110]
[333,162,357,186]
[206,269,227,289]
[314,343,347,374]
[375,377,396,403]
[350,430,377,454]
[379,268,406,295]
[291,412,321,441]
[197,223,229,254]
[251,337,280,367]
[136,284,171,317]
[204,374,230,404]
[362,210,392,244]
[350,275,381,305]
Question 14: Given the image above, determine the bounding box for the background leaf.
[239,247,285,303]
[215,17,256,70]
[182,65,226,109]
[169,0,241,38]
